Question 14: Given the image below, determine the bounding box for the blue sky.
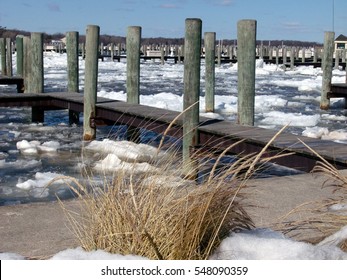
[1,0,346,42]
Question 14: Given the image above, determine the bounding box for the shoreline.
[1,170,345,259]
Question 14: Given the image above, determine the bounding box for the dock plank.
[329,83,347,99]
[1,91,347,172]
[0,76,25,93]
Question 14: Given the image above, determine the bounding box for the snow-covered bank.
[1,227,346,260]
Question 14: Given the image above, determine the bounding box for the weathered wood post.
[81,43,85,59]
[290,47,295,70]
[228,45,233,60]
[301,47,306,63]
[110,43,114,60]
[100,42,104,56]
[275,47,279,66]
[66,32,79,93]
[117,43,121,56]
[178,45,183,63]
[282,46,287,65]
[183,18,202,179]
[161,45,165,65]
[342,49,346,63]
[125,26,141,142]
[0,38,6,75]
[259,43,264,59]
[313,47,318,63]
[269,46,273,60]
[237,20,257,126]
[16,36,24,77]
[334,49,340,69]
[320,31,335,110]
[6,38,12,77]
[23,36,31,92]
[30,32,44,122]
[217,41,221,67]
[66,31,80,125]
[204,32,215,113]
[30,33,44,93]
[126,26,141,104]
[83,25,100,140]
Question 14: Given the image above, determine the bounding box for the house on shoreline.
[335,34,347,50]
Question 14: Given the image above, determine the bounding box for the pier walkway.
[0,76,24,93]
[1,91,347,172]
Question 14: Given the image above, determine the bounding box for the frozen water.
[1,52,347,204]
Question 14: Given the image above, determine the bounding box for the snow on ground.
[0,227,346,260]
[210,228,347,260]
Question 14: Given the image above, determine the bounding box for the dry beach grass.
[54,118,347,259]
[273,142,347,252]
[57,123,292,260]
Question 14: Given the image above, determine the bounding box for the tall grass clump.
[275,141,347,252]
[60,120,288,260]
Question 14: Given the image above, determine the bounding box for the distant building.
[335,34,347,50]
[44,38,66,52]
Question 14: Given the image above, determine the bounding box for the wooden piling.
[301,47,306,63]
[161,45,165,65]
[117,43,121,56]
[126,26,141,104]
[313,47,318,63]
[6,38,12,77]
[30,33,44,93]
[269,46,273,60]
[83,25,100,140]
[23,37,31,93]
[183,18,202,179]
[16,36,24,77]
[282,47,287,65]
[0,38,6,75]
[290,47,295,70]
[81,43,85,59]
[217,41,221,67]
[334,50,340,69]
[204,32,216,113]
[30,33,44,122]
[237,19,257,126]
[66,32,79,93]
[110,43,114,60]
[320,31,335,110]
[66,31,80,125]
[229,45,233,60]
[178,45,183,63]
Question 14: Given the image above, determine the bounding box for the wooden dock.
[328,83,347,108]
[329,83,347,98]
[0,76,24,93]
[1,91,347,172]
[104,55,347,69]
